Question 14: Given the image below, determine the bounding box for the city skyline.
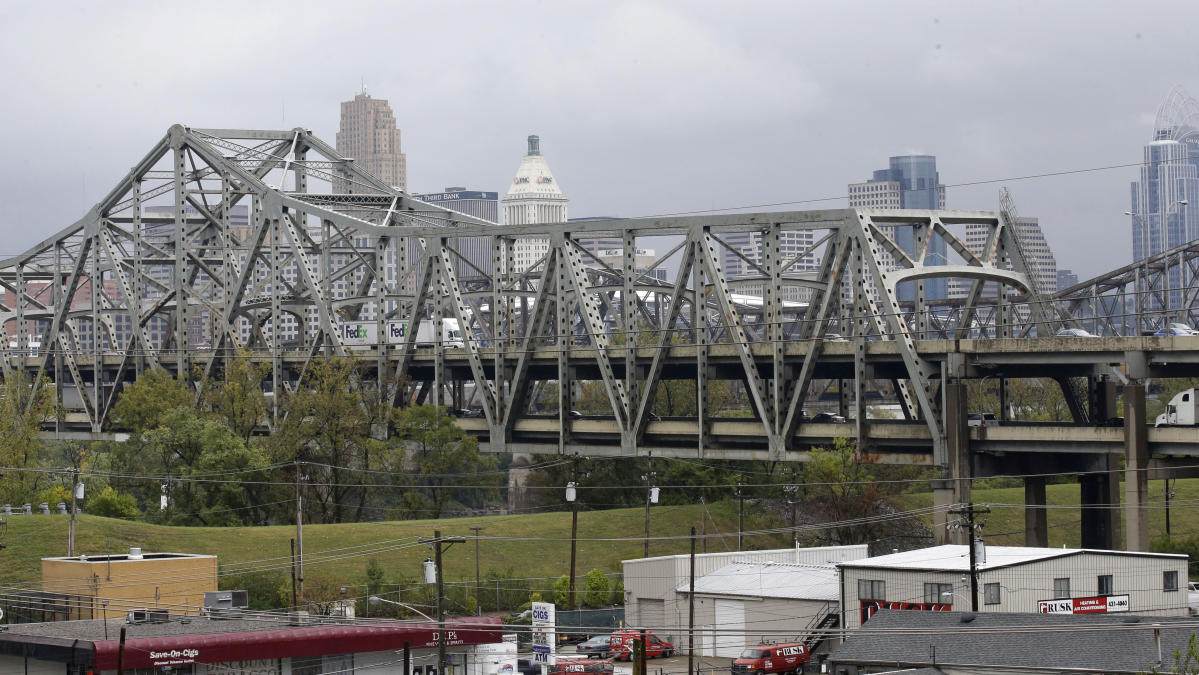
[4,2,1199,282]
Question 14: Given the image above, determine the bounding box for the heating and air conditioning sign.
[1038,595,1129,614]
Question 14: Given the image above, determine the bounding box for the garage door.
[714,599,745,657]
[640,598,665,632]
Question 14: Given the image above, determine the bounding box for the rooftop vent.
[128,547,143,560]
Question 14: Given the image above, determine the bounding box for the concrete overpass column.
[1124,383,1150,551]
[1080,472,1115,549]
[1024,476,1048,547]
[944,381,970,545]
[931,479,955,546]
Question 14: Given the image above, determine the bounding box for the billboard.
[1037,595,1129,615]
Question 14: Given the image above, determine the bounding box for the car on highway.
[576,635,612,658]
[811,412,847,423]
[1155,323,1199,336]
[1055,327,1097,338]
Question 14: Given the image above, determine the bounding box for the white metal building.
[678,561,842,658]
[837,545,1189,634]
[622,545,866,651]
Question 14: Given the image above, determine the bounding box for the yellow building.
[40,548,217,620]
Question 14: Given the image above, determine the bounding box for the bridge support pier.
[1124,383,1150,551]
[1080,467,1116,549]
[1024,476,1047,547]
[931,479,956,546]
[941,381,970,545]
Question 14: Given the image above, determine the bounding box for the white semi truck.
[338,319,464,348]
[1156,388,1199,427]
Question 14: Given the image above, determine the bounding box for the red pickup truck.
[731,643,809,675]
[608,630,674,660]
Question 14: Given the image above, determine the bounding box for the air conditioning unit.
[147,609,170,624]
[288,611,310,626]
[203,590,250,619]
[127,609,149,624]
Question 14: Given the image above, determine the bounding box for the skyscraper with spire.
[335,90,407,192]
[503,135,568,272]
[1130,87,1199,263]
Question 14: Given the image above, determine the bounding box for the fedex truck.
[338,319,464,348]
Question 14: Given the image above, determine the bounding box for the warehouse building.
[837,545,1189,634]
[678,561,841,658]
[622,545,865,650]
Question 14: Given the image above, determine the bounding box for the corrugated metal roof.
[677,561,839,601]
[836,545,1185,572]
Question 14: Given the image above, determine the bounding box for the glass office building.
[1130,88,1199,263]
[848,155,948,301]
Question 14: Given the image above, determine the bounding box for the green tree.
[803,438,893,545]
[110,369,192,433]
[583,569,611,608]
[0,371,58,502]
[393,404,500,518]
[87,486,140,519]
[273,358,378,523]
[551,575,571,608]
[200,351,270,442]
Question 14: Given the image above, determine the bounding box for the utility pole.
[295,462,305,603]
[949,503,990,612]
[642,467,657,558]
[700,496,708,553]
[424,530,466,675]
[687,526,696,675]
[68,467,80,557]
[469,526,484,616]
[567,455,582,609]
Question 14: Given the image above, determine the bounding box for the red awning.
[92,618,502,670]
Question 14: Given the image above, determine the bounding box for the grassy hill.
[0,499,789,592]
[902,477,1198,548]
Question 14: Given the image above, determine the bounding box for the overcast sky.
[2,0,1198,280]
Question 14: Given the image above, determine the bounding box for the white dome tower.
[502,135,568,272]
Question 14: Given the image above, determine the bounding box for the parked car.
[576,635,612,658]
[811,412,847,424]
[1189,581,1199,616]
[546,662,614,675]
[608,630,674,661]
[967,412,998,427]
[1055,327,1096,338]
[732,642,810,675]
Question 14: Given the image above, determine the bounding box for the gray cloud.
[2,0,1196,279]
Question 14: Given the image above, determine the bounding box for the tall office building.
[1057,269,1078,292]
[414,188,499,277]
[1130,87,1199,263]
[336,91,407,192]
[848,155,948,300]
[718,230,818,303]
[502,135,568,272]
[962,216,1058,297]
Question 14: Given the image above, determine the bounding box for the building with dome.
[1130,87,1199,263]
[502,135,568,272]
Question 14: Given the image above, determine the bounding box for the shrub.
[583,569,610,607]
[86,487,139,519]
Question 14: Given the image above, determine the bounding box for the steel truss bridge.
[5,126,1199,550]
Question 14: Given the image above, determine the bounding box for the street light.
[368,596,437,622]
